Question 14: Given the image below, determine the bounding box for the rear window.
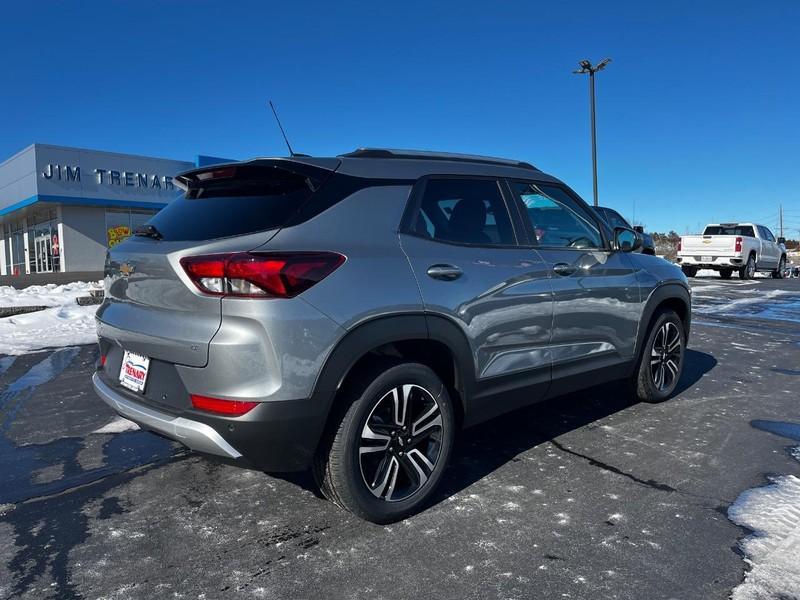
[144,165,322,241]
[704,225,755,237]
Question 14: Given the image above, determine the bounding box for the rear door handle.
[426,264,463,281]
[552,263,576,276]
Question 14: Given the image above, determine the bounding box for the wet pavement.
[1,277,799,600]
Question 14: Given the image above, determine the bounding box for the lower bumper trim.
[92,373,242,459]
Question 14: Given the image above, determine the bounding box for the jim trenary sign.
[41,163,176,190]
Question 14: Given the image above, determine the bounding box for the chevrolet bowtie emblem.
[119,262,135,278]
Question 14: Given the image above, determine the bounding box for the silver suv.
[93,148,691,523]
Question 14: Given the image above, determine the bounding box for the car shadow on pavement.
[433,348,717,504]
[279,349,717,504]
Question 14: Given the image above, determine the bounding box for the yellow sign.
[107,225,131,248]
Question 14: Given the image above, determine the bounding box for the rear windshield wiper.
[134,224,163,240]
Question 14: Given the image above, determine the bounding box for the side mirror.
[633,225,644,234]
[778,237,786,245]
[614,227,642,252]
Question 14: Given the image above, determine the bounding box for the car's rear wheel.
[313,362,455,523]
[681,266,697,278]
[772,256,785,279]
[719,268,732,279]
[739,255,756,279]
[633,310,685,403]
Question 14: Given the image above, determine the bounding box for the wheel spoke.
[412,403,442,437]
[666,358,679,379]
[655,364,665,389]
[401,449,434,487]
[392,385,413,427]
[370,455,400,499]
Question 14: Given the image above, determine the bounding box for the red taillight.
[735,236,742,252]
[180,252,345,298]
[99,355,107,367]
[677,240,682,252]
[190,394,258,416]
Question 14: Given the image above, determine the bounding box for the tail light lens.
[180,252,345,298]
[677,240,682,252]
[735,236,742,252]
[190,394,258,416]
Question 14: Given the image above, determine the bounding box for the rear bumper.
[676,255,743,268]
[92,372,328,471]
[93,373,242,458]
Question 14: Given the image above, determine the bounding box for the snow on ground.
[728,445,800,599]
[0,281,102,355]
[93,417,140,434]
[0,281,101,307]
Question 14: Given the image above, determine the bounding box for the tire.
[739,254,756,279]
[719,269,732,280]
[772,256,786,279]
[313,362,455,523]
[632,310,686,403]
[681,266,697,278]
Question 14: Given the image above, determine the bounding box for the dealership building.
[0,144,226,276]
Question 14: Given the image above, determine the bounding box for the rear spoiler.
[174,157,341,192]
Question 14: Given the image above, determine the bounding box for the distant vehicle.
[677,223,787,280]
[592,206,656,255]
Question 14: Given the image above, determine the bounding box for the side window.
[509,182,602,249]
[761,226,775,242]
[414,178,515,246]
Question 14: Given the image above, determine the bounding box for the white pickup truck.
[677,223,787,280]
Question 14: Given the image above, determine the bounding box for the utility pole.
[780,204,783,238]
[574,58,611,207]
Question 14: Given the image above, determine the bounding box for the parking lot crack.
[549,439,678,493]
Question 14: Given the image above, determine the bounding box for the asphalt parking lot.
[1,277,799,600]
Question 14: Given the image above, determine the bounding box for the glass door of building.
[34,232,53,273]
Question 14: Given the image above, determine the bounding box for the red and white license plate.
[119,350,150,393]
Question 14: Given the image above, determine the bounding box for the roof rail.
[339,148,538,171]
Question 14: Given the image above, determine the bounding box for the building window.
[6,220,27,276]
[105,208,158,248]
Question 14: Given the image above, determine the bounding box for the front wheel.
[772,256,786,279]
[633,310,686,403]
[313,362,455,523]
[681,265,698,278]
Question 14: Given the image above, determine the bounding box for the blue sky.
[1,1,798,235]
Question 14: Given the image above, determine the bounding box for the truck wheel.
[739,255,756,280]
[681,266,697,278]
[719,269,732,280]
[633,309,685,403]
[772,256,785,279]
[313,362,455,523]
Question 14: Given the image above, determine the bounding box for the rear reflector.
[181,252,345,298]
[190,394,259,416]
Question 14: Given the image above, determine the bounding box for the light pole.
[574,58,611,207]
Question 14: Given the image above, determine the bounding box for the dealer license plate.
[701,256,713,262]
[119,350,150,393]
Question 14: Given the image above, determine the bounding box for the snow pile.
[0,281,102,355]
[728,450,800,599]
[0,281,101,307]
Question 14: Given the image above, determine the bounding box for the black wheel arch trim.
[308,313,475,438]
[633,283,691,374]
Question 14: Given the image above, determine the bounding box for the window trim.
[399,174,523,249]
[504,178,611,251]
